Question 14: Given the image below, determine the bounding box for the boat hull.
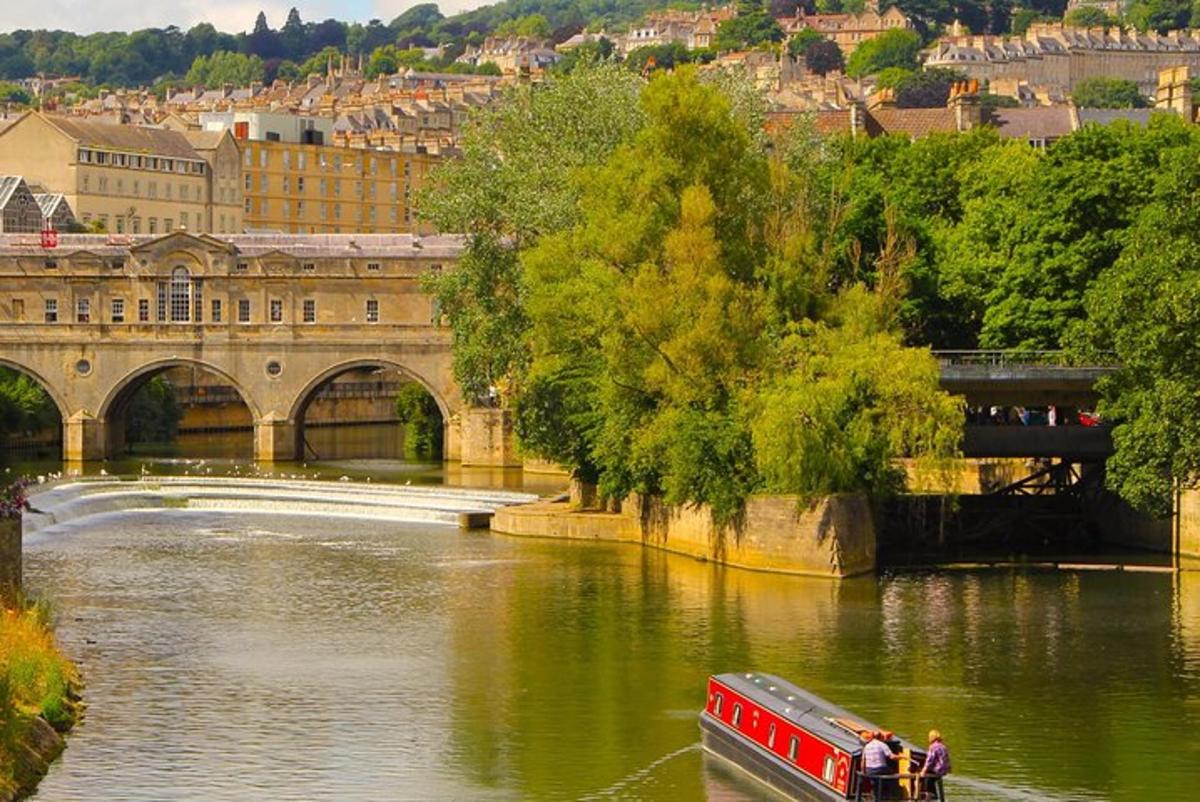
[701,711,848,802]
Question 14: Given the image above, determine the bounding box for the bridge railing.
[932,350,1118,368]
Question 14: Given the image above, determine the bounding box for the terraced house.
[0,113,241,235]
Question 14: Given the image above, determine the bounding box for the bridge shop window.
[211,299,222,323]
[169,267,193,322]
[138,299,149,322]
[301,262,315,273]
[238,299,251,323]
[111,298,125,323]
[367,261,381,272]
[76,298,90,324]
[303,299,316,323]
[269,299,283,323]
[44,299,57,323]
[365,299,379,323]
[235,262,248,273]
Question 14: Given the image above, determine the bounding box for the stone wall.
[492,493,877,578]
[460,408,521,467]
[0,515,20,605]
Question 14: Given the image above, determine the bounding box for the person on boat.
[863,730,898,799]
[920,729,951,797]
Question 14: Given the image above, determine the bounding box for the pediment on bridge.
[131,230,236,259]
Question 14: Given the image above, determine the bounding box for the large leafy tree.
[715,0,786,51]
[418,63,646,402]
[845,28,922,78]
[1072,78,1148,109]
[1074,141,1200,515]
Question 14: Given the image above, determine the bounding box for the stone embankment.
[493,489,876,578]
[1,707,78,802]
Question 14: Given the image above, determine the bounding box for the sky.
[3,1,492,35]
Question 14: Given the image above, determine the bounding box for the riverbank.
[0,603,82,802]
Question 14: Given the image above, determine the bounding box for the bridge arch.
[286,358,455,462]
[0,357,71,422]
[98,358,264,459]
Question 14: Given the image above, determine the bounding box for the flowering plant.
[0,478,30,519]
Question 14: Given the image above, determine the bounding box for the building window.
[282,176,290,194]
[302,262,315,272]
[11,299,24,321]
[269,299,283,322]
[76,298,90,323]
[180,211,188,230]
[211,299,222,322]
[245,198,252,213]
[44,299,57,323]
[164,218,173,232]
[366,299,379,323]
[238,299,251,323]
[138,299,149,322]
[244,173,251,190]
[44,259,57,270]
[259,150,267,168]
[235,262,248,273]
[303,299,315,323]
[260,174,267,192]
[297,176,305,193]
[148,218,157,234]
[367,261,380,271]
[110,298,125,323]
[131,217,141,234]
[170,266,191,322]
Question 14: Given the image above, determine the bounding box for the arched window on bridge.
[169,266,191,322]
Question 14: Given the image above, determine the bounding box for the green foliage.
[1063,6,1115,26]
[625,42,695,73]
[1126,0,1192,32]
[495,14,554,38]
[1011,9,1052,35]
[0,368,59,435]
[394,382,444,458]
[1073,77,1149,109]
[184,51,264,88]
[0,82,32,106]
[787,29,824,59]
[124,376,181,445]
[419,63,646,401]
[515,68,960,521]
[894,67,967,107]
[715,0,786,51]
[554,37,616,74]
[796,37,846,76]
[1072,142,1200,514]
[845,28,922,78]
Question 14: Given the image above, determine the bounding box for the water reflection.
[23,511,1200,801]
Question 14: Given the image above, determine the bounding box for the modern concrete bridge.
[934,350,1118,460]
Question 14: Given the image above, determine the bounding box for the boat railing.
[852,771,945,802]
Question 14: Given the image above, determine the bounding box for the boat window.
[788,736,799,762]
[767,723,777,749]
[732,704,743,727]
[713,693,723,716]
[822,756,835,783]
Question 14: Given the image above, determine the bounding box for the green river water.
[20,491,1200,801]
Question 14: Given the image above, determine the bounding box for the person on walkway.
[920,729,951,798]
[863,731,897,799]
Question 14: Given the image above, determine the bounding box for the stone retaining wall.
[492,493,876,578]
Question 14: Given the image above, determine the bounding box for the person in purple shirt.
[920,729,951,797]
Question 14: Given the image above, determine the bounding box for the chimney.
[1156,66,1195,122]
[950,79,982,131]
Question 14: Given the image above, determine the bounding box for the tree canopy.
[845,28,923,78]
[1073,77,1149,109]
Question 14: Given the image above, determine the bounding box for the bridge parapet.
[934,350,1119,407]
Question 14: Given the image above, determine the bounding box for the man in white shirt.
[862,731,897,799]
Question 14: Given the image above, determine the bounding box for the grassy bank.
[0,602,81,800]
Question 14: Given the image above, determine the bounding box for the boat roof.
[712,672,924,756]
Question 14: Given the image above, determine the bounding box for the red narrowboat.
[700,673,944,801]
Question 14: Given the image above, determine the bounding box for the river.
[20,495,1200,801]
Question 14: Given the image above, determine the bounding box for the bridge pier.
[63,411,106,462]
[254,417,299,463]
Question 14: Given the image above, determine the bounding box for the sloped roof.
[33,193,69,218]
[866,107,957,137]
[39,114,202,160]
[0,176,26,208]
[989,107,1076,140]
[1076,108,1163,127]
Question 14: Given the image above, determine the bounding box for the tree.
[0,82,32,106]
[496,14,553,39]
[1073,77,1148,108]
[185,51,264,87]
[245,11,283,60]
[419,63,646,403]
[798,37,845,76]
[1074,140,1200,515]
[280,8,306,56]
[1064,6,1115,26]
[1126,0,1191,32]
[894,67,966,107]
[715,0,786,51]
[786,28,823,59]
[365,45,400,78]
[845,28,922,78]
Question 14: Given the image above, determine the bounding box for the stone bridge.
[0,232,480,463]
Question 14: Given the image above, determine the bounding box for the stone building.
[0,112,242,235]
[0,176,44,233]
[456,37,561,72]
[779,1,914,56]
[924,23,1200,97]
[200,110,439,234]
